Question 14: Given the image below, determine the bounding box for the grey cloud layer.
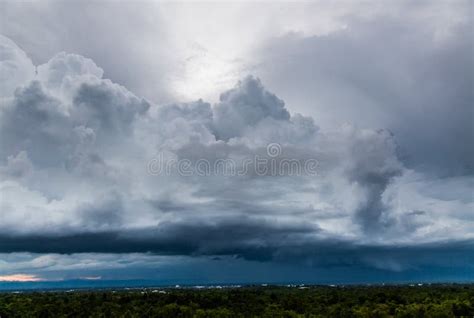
[0,30,473,273]
[255,12,473,176]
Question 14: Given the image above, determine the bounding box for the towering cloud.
[213,77,290,140]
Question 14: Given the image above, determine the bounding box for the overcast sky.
[0,0,473,285]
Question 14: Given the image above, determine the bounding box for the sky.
[0,0,473,287]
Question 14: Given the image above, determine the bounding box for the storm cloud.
[0,0,473,283]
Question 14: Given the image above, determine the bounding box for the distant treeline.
[0,285,473,317]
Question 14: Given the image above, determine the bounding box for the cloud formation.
[0,26,473,278]
[255,11,473,176]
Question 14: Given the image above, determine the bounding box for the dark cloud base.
[2,229,473,273]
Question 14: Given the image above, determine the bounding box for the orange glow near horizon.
[0,274,42,282]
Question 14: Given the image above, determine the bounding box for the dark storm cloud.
[0,218,318,261]
[0,45,462,247]
[0,3,473,280]
[1,229,473,273]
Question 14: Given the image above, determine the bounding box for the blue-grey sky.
[0,0,473,285]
